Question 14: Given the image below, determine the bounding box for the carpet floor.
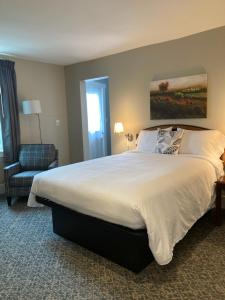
[0,197,225,300]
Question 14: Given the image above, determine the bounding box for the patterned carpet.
[0,197,225,300]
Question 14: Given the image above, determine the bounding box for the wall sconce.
[114,122,133,142]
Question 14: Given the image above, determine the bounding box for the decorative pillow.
[155,129,184,154]
[179,129,225,159]
[136,127,172,152]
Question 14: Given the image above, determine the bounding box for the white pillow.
[179,129,225,159]
[136,127,172,152]
[136,130,157,152]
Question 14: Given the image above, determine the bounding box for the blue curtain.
[0,60,20,163]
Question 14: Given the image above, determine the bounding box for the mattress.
[28,151,223,265]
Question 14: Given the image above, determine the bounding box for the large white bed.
[28,142,223,266]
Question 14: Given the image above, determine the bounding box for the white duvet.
[28,151,223,265]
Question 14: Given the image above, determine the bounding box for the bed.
[28,124,225,272]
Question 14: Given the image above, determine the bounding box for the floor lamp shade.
[22,100,43,143]
[22,100,42,114]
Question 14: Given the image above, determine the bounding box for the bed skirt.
[36,196,153,272]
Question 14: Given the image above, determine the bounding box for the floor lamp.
[22,100,43,144]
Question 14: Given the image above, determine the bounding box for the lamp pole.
[37,113,42,144]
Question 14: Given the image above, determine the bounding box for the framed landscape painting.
[150,74,207,119]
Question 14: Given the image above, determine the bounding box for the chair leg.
[6,197,12,207]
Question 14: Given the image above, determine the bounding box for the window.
[86,92,101,134]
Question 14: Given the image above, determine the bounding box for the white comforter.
[28,152,222,265]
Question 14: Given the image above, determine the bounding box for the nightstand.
[215,176,225,226]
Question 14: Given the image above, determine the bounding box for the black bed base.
[37,197,153,272]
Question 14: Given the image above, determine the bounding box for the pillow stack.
[136,127,183,155]
[136,127,225,159]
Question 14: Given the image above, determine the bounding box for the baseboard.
[0,183,5,195]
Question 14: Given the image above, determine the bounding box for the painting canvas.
[150,74,207,119]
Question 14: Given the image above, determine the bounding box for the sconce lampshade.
[22,100,42,115]
[114,122,124,134]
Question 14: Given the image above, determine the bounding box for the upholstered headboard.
[142,124,225,164]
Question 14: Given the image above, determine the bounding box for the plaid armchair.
[4,144,58,206]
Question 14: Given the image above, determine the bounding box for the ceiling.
[0,0,225,66]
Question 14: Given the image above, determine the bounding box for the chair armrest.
[4,162,21,179]
[48,160,58,170]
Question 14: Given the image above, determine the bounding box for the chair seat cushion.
[9,170,43,187]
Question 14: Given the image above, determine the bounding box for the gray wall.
[65,26,225,163]
[15,58,70,166]
[0,57,70,192]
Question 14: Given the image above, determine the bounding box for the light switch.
[56,120,60,126]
